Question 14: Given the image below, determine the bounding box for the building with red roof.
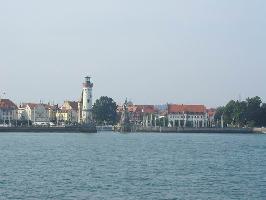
[117,103,159,126]
[56,101,79,123]
[167,104,208,128]
[0,99,18,122]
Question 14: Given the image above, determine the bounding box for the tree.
[246,96,262,126]
[260,103,266,126]
[214,106,225,122]
[215,96,266,128]
[232,101,247,127]
[92,96,118,125]
[223,100,236,126]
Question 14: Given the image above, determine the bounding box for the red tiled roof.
[128,105,138,112]
[0,99,18,109]
[61,101,79,111]
[135,105,156,113]
[168,104,206,114]
[67,101,78,111]
[24,103,56,110]
[25,103,38,109]
[117,105,156,113]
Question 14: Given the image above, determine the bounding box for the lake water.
[0,132,266,200]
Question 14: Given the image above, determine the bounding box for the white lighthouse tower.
[81,76,93,124]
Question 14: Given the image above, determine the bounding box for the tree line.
[214,96,266,128]
[92,96,266,128]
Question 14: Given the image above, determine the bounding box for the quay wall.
[0,127,97,133]
[134,126,254,134]
[253,127,266,133]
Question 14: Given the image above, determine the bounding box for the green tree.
[260,103,266,126]
[215,96,265,128]
[246,96,262,127]
[223,100,236,126]
[92,96,118,125]
[232,101,247,127]
[214,106,225,121]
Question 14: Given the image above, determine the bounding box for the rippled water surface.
[0,132,266,200]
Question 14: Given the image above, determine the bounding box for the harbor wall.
[0,126,97,133]
[253,127,266,133]
[134,126,254,134]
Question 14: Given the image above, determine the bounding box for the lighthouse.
[80,76,93,124]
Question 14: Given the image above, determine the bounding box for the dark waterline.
[0,132,266,200]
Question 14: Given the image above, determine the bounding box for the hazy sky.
[0,0,265,107]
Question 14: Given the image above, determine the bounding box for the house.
[18,103,57,123]
[26,103,50,122]
[0,99,18,123]
[18,104,28,120]
[167,104,208,128]
[46,104,59,122]
[56,101,79,123]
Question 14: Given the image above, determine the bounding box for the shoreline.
[0,126,265,134]
[135,127,255,134]
[0,126,97,133]
[123,126,266,134]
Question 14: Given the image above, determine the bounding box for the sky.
[0,0,265,107]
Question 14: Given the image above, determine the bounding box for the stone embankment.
[0,126,97,133]
[134,126,254,134]
[253,127,266,133]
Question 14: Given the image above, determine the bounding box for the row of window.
[0,117,14,120]
[1,111,13,115]
[169,115,204,119]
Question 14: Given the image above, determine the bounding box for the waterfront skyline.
[1,0,266,107]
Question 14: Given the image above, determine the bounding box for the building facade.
[167,104,208,128]
[56,101,78,123]
[18,103,57,123]
[0,99,18,123]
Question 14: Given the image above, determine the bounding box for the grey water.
[0,132,266,200]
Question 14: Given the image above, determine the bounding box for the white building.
[19,103,50,123]
[168,104,208,128]
[18,103,57,123]
[78,76,93,124]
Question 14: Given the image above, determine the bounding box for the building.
[18,103,57,123]
[78,76,93,124]
[18,104,28,120]
[46,104,59,122]
[56,101,78,123]
[167,104,208,128]
[0,99,18,123]
[118,104,157,126]
[18,103,49,123]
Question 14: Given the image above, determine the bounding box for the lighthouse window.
[87,100,90,103]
